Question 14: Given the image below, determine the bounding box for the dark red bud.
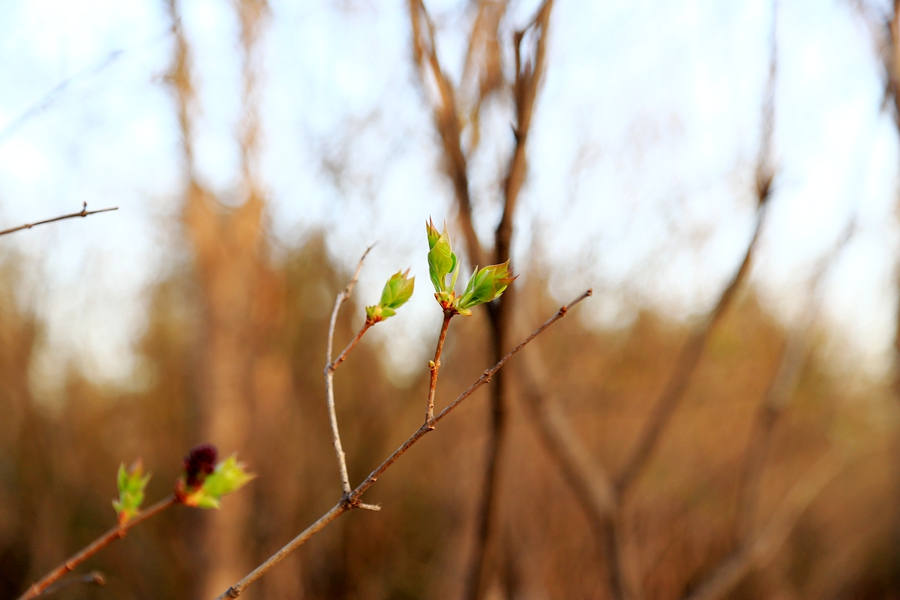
[183,443,218,488]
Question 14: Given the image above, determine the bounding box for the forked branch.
[324,246,375,495]
[213,289,592,600]
[408,0,486,268]
[0,203,118,237]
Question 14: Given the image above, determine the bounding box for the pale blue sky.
[0,0,895,390]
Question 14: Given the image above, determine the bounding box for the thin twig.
[213,289,592,600]
[0,29,172,146]
[17,496,177,600]
[39,571,105,598]
[425,312,453,427]
[0,203,118,237]
[324,246,375,495]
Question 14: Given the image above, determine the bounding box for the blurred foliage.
[0,235,898,599]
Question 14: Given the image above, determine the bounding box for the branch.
[515,354,626,598]
[498,0,553,264]
[733,221,854,542]
[16,496,177,600]
[38,571,105,598]
[615,203,767,496]
[425,312,453,426]
[408,0,486,269]
[465,4,555,598]
[0,203,118,237]
[615,14,779,494]
[213,289,592,600]
[682,451,844,600]
[324,246,375,495]
[0,29,172,146]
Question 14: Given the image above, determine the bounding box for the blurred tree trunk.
[183,190,263,598]
[164,0,301,596]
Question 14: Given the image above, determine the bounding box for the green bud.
[112,461,151,525]
[177,455,254,509]
[426,218,459,295]
[366,269,415,323]
[457,261,517,313]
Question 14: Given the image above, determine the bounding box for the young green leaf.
[112,461,151,525]
[457,261,517,313]
[365,269,415,323]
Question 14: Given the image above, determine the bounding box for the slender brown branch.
[216,502,348,599]
[324,246,375,495]
[615,0,778,499]
[213,290,592,600]
[330,321,372,374]
[0,203,118,237]
[17,495,177,600]
[425,312,453,426]
[616,171,769,499]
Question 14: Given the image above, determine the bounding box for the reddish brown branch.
[16,496,177,600]
[0,203,118,237]
[425,312,454,426]
[213,290,592,600]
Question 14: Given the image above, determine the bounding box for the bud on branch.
[426,217,516,316]
[175,444,254,509]
[366,269,415,323]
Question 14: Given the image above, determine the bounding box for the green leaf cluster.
[456,261,516,316]
[365,269,415,323]
[179,455,255,510]
[112,461,151,525]
[426,217,516,316]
